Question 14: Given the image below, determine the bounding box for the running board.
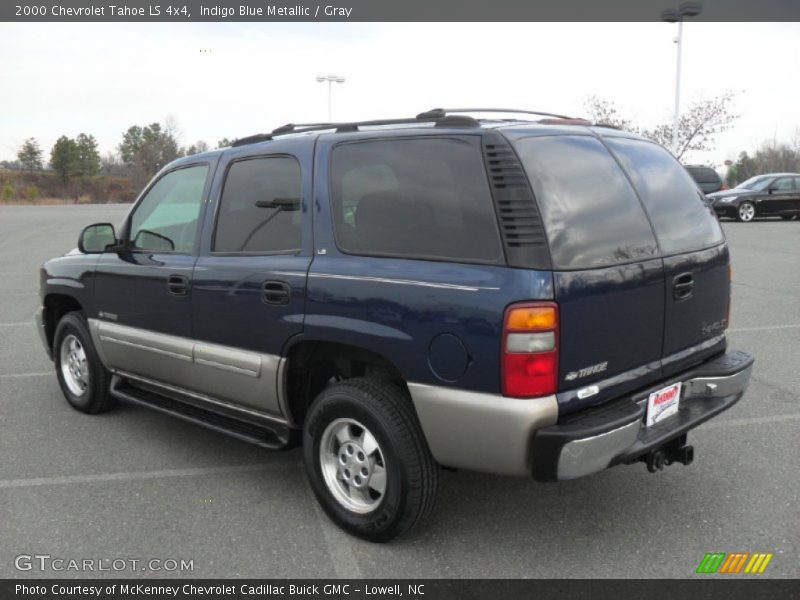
[110,375,292,449]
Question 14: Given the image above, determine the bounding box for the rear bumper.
[530,350,754,481]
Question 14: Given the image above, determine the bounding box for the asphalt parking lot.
[0,204,798,579]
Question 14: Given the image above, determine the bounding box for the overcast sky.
[1,22,798,168]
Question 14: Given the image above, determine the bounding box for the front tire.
[53,312,115,414]
[737,202,756,222]
[303,377,438,542]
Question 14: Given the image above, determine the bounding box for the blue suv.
[37,109,754,541]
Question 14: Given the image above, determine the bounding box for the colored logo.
[696,552,773,574]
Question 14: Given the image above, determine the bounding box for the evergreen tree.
[17,138,43,171]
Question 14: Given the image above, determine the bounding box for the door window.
[772,177,793,191]
[128,165,209,253]
[213,156,302,253]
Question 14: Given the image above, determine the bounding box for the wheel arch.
[42,293,84,353]
[282,339,409,426]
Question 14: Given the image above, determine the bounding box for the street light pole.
[316,74,346,121]
[661,2,702,157]
[672,18,683,156]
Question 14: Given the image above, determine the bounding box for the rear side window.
[514,135,658,270]
[605,138,724,255]
[330,137,504,264]
[686,166,721,184]
[214,156,302,253]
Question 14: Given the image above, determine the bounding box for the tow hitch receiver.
[639,434,694,473]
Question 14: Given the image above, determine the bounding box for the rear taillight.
[502,302,559,398]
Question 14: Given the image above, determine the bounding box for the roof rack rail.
[416,107,576,121]
[232,114,481,148]
[592,122,622,130]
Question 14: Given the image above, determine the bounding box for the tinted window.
[773,177,793,191]
[214,156,302,253]
[514,135,658,269]
[794,177,800,190]
[330,137,503,264]
[686,166,721,184]
[736,175,772,191]
[605,138,724,255]
[129,164,208,253]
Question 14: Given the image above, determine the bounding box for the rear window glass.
[514,135,658,270]
[605,138,724,255]
[686,166,721,184]
[330,137,503,264]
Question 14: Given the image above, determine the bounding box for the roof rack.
[232,114,480,147]
[416,107,576,120]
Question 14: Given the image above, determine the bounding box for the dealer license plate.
[645,382,682,427]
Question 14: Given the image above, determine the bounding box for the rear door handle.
[167,274,190,296]
[262,280,291,305]
[672,272,694,301]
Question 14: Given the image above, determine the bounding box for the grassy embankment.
[0,169,135,204]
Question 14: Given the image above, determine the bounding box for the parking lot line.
[0,463,297,489]
[702,413,800,430]
[0,322,32,327]
[0,372,51,379]
[728,323,800,333]
[304,476,364,578]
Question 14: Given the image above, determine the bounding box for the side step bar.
[110,375,293,450]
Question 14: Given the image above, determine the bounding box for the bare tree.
[726,140,800,185]
[584,91,739,160]
[583,96,632,130]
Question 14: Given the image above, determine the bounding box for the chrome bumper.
[535,350,754,482]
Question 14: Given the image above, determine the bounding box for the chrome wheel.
[319,418,387,514]
[739,203,755,222]
[59,334,89,396]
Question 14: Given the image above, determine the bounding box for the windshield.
[735,175,772,191]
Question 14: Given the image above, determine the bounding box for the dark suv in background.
[37,109,754,541]
[685,165,724,194]
[707,173,800,222]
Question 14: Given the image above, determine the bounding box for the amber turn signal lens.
[506,306,557,331]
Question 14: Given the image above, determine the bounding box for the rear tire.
[737,202,755,222]
[303,377,438,542]
[53,312,115,414]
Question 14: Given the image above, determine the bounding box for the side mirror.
[78,223,117,254]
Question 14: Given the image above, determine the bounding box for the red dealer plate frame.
[645,382,682,427]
